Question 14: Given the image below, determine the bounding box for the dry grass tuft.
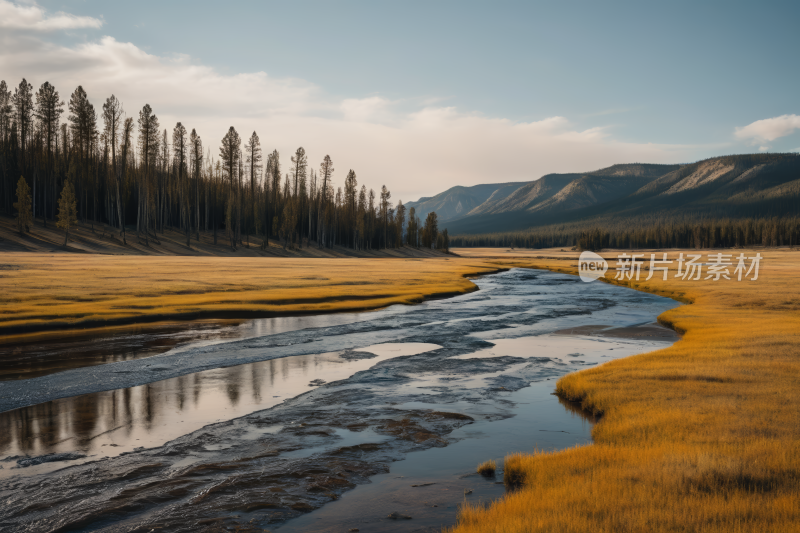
[502,453,532,488]
[477,459,497,477]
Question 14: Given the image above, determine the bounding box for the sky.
[1,0,798,201]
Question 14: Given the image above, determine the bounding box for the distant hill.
[405,182,527,223]
[466,163,681,217]
[433,155,800,235]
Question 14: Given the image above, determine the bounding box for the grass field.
[449,248,800,533]
[0,254,506,343]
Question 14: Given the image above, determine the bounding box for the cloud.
[0,17,704,201]
[340,96,394,123]
[758,146,770,152]
[734,114,800,143]
[0,1,102,31]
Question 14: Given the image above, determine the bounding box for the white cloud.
[0,16,704,201]
[340,96,394,123]
[758,146,770,152]
[0,0,102,31]
[734,114,800,143]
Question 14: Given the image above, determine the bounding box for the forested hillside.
[0,78,449,255]
[444,154,800,248]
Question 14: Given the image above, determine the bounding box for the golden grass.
[477,459,497,477]
[447,248,800,533]
[0,253,507,344]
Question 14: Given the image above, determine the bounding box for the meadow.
[450,248,800,533]
[0,254,504,343]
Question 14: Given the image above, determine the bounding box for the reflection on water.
[0,342,440,478]
[0,313,385,381]
[557,394,600,423]
[0,320,247,381]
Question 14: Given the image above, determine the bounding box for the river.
[0,268,678,532]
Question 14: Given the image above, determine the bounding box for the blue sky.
[2,0,798,199]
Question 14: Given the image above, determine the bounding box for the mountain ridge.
[410,155,800,235]
[405,181,527,223]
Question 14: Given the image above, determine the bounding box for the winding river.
[0,269,678,532]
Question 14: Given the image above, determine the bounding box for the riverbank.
[0,254,505,343]
[449,248,800,533]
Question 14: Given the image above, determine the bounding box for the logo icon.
[579,251,608,282]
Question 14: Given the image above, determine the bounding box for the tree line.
[0,78,449,252]
[450,216,800,250]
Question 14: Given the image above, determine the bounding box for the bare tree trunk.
[196,175,200,241]
[32,162,36,224]
[212,180,217,245]
[115,174,125,244]
[43,167,48,228]
[144,178,149,246]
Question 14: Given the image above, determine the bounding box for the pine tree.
[380,185,391,248]
[12,79,34,173]
[267,150,281,241]
[68,85,98,224]
[357,185,367,249]
[290,147,307,243]
[102,95,125,240]
[190,129,203,242]
[317,155,333,247]
[0,80,12,214]
[262,150,279,249]
[291,147,307,199]
[138,104,159,244]
[395,200,406,248]
[173,122,189,245]
[245,131,262,247]
[117,117,133,244]
[423,211,438,248]
[34,81,64,227]
[13,176,32,232]
[407,207,418,247]
[344,169,357,247]
[57,180,78,245]
[219,127,240,250]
